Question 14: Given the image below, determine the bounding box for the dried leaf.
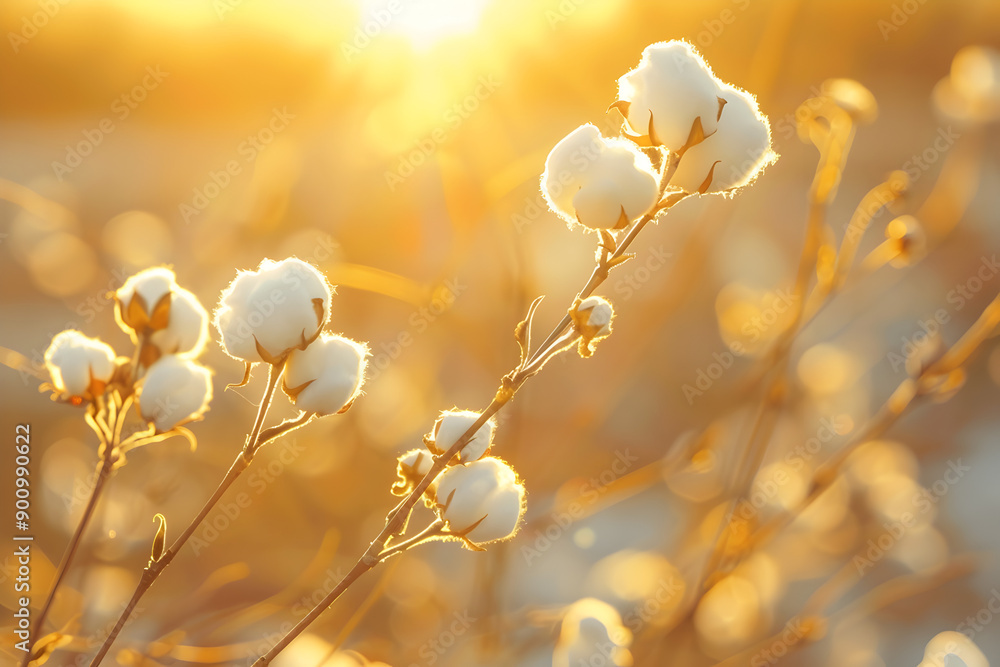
[697,161,720,194]
[607,99,631,118]
[148,292,172,330]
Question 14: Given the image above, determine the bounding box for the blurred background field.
[2,0,1000,665]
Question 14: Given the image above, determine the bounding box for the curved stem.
[251,394,510,666]
[251,185,687,667]
[524,192,688,369]
[21,451,114,666]
[377,520,446,562]
[244,364,282,458]
[89,363,282,666]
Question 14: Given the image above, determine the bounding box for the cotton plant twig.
[88,364,285,666]
[249,174,691,667]
[696,99,859,592]
[20,405,120,667]
[747,289,1000,557]
[708,554,980,667]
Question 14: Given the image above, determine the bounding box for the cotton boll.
[572,296,615,357]
[466,484,524,543]
[572,179,627,230]
[669,85,776,195]
[435,457,526,546]
[214,257,333,364]
[115,267,176,331]
[44,330,117,402]
[616,40,724,151]
[115,268,209,360]
[429,409,496,462]
[282,334,369,416]
[398,448,434,477]
[138,356,213,432]
[541,124,659,231]
[147,286,209,357]
[392,448,437,497]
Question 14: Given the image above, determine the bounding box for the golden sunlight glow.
[359,0,491,51]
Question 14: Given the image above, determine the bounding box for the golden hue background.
[2,0,1000,665]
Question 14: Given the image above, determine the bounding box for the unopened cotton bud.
[571,296,615,358]
[428,409,496,462]
[917,631,989,667]
[615,40,724,151]
[214,257,333,364]
[541,124,659,231]
[138,355,212,432]
[115,268,209,361]
[577,296,613,336]
[669,84,776,194]
[282,334,369,416]
[435,457,526,545]
[44,330,117,402]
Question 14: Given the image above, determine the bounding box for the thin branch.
[88,363,283,666]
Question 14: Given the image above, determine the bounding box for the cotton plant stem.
[748,290,1000,555]
[89,364,282,667]
[377,520,446,561]
[523,179,689,370]
[252,193,684,665]
[522,217,650,369]
[697,110,861,587]
[21,451,114,667]
[251,396,509,666]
